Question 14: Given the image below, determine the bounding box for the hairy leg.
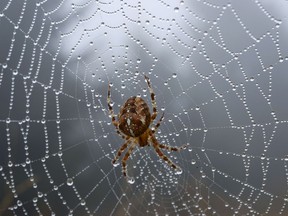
[151,112,164,134]
[150,132,180,171]
[107,82,126,139]
[112,139,131,165]
[144,75,157,121]
[122,143,136,177]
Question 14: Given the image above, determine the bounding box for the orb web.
[1,0,288,215]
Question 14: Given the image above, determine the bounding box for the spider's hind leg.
[122,143,136,177]
[150,132,182,172]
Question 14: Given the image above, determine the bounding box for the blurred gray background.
[1,0,288,215]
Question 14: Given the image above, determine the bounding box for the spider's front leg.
[144,75,158,121]
[107,82,126,139]
[151,112,164,134]
[107,82,117,127]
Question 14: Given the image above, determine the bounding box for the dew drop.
[174,7,179,12]
[37,192,43,198]
[191,160,196,165]
[6,118,11,124]
[66,178,73,186]
[8,161,13,167]
[172,73,177,78]
[26,158,31,164]
[113,161,120,167]
[80,200,86,205]
[13,69,18,75]
[2,63,8,69]
[260,154,266,160]
[17,200,22,207]
[175,168,183,175]
[127,177,135,184]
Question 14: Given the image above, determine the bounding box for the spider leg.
[122,143,136,177]
[150,112,188,150]
[144,75,157,122]
[158,143,188,152]
[107,82,126,139]
[150,132,180,171]
[151,112,164,134]
[112,139,132,165]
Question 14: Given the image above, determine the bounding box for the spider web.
[1,0,288,215]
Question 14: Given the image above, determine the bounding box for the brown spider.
[107,75,186,181]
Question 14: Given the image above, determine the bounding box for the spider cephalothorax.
[107,75,186,181]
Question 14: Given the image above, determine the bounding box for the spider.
[107,75,187,180]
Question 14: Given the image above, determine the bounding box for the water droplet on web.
[80,200,86,205]
[175,168,182,175]
[8,161,13,167]
[191,160,196,165]
[17,200,22,207]
[26,158,31,164]
[66,178,73,186]
[13,69,18,75]
[6,118,11,124]
[174,7,179,12]
[121,84,126,89]
[127,177,135,184]
[137,59,141,63]
[113,161,120,167]
[172,73,177,78]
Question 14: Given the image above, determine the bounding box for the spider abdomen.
[118,96,151,137]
